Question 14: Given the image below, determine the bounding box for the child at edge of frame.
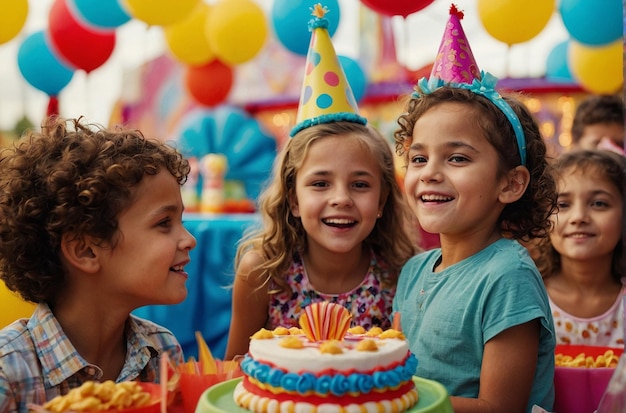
[0,116,196,411]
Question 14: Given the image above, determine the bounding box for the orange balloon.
[478,0,555,45]
[184,60,234,107]
[568,39,623,94]
[164,3,215,65]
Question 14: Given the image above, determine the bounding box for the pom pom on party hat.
[290,4,366,137]
[430,4,481,84]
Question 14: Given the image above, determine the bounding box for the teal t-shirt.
[393,238,555,412]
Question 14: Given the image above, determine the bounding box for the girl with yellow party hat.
[225,3,419,360]
[392,4,558,412]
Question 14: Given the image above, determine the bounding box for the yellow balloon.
[0,281,35,328]
[569,39,623,94]
[477,0,555,46]
[164,3,215,66]
[122,0,200,26]
[0,0,28,45]
[206,0,268,65]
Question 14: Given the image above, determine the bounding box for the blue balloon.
[68,0,131,30]
[338,55,368,102]
[559,0,621,46]
[545,40,574,83]
[271,0,341,56]
[176,106,277,200]
[17,31,74,96]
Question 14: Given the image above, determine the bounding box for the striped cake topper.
[290,4,366,137]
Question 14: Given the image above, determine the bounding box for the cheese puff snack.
[555,349,620,368]
[42,381,152,412]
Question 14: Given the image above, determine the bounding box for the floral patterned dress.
[266,250,396,330]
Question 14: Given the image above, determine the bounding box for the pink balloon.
[48,0,116,73]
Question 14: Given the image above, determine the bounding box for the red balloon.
[360,0,435,17]
[48,0,116,73]
[184,60,234,107]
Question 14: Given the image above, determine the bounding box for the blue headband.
[411,71,527,166]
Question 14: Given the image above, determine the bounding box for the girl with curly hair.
[391,6,558,412]
[225,122,418,360]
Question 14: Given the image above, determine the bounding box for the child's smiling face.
[290,134,385,255]
[404,102,510,238]
[96,170,196,308]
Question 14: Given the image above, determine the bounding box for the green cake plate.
[195,376,454,413]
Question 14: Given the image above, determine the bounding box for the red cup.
[553,345,623,413]
[179,373,221,413]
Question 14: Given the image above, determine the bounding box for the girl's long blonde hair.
[235,121,419,292]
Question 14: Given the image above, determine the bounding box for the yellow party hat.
[290,4,366,137]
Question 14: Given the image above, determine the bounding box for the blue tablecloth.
[133,213,260,360]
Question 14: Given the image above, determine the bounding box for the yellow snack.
[379,329,406,340]
[365,327,383,337]
[355,339,379,352]
[273,326,290,336]
[555,349,621,368]
[42,380,152,412]
[319,340,343,354]
[251,328,274,340]
[279,336,304,349]
[347,326,366,335]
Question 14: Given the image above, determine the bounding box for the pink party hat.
[430,4,481,84]
[414,4,527,165]
[290,4,366,137]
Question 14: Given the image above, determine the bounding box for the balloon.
[184,60,234,107]
[0,281,35,329]
[122,0,200,26]
[559,0,621,46]
[271,0,340,56]
[18,31,74,96]
[0,0,28,45]
[68,0,131,30]
[48,0,116,73]
[545,40,573,83]
[206,0,268,65]
[164,3,215,66]
[568,39,623,94]
[477,0,555,46]
[338,55,367,102]
[360,0,434,18]
[176,106,277,200]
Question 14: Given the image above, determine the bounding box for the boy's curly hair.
[394,87,557,241]
[0,117,190,303]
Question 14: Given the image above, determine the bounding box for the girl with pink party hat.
[393,4,557,412]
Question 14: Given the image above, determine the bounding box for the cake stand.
[195,376,454,413]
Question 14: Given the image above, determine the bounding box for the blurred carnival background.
[0,0,622,147]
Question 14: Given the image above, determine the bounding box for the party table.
[133,213,261,360]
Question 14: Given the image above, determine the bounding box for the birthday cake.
[233,302,419,413]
